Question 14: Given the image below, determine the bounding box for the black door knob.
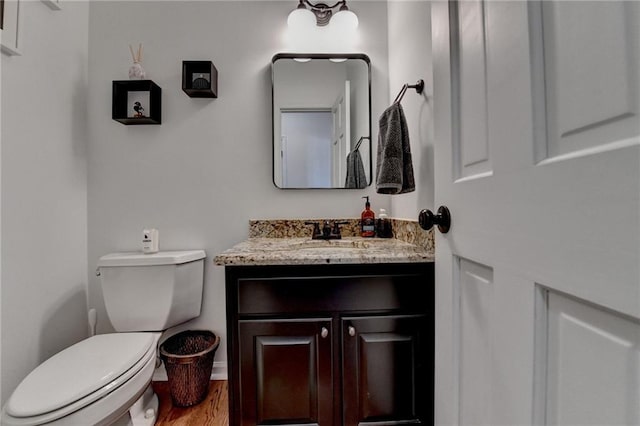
[419,206,451,234]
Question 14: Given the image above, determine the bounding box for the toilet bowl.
[1,250,206,426]
[1,333,160,426]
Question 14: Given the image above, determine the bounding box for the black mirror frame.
[271,52,372,190]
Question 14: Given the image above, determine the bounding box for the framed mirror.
[272,53,371,189]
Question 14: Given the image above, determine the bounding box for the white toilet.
[1,250,206,426]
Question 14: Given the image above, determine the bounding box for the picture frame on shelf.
[1,0,21,56]
[182,61,218,98]
[112,80,162,125]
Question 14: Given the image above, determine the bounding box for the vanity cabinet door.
[342,315,432,426]
[238,318,334,426]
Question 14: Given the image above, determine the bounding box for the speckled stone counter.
[214,218,434,266]
[214,236,434,266]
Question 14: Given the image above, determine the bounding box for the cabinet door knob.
[321,327,329,338]
[348,326,356,337]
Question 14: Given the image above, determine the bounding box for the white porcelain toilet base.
[111,385,158,426]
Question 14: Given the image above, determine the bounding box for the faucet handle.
[332,221,349,238]
[304,221,321,239]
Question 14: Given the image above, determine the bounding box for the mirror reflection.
[272,53,371,189]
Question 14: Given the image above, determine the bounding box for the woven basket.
[159,330,220,407]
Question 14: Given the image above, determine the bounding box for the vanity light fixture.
[287,0,358,31]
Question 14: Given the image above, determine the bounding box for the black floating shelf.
[182,61,218,98]
[112,80,162,125]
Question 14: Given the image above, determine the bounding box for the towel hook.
[393,79,425,104]
[410,79,425,94]
[354,136,370,152]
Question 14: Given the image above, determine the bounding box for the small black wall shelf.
[112,80,162,125]
[182,61,218,98]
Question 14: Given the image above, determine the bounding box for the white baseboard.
[153,361,228,381]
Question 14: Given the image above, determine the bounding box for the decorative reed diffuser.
[128,43,146,79]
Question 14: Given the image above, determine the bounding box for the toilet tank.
[97,250,206,332]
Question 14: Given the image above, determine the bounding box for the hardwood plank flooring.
[152,381,229,425]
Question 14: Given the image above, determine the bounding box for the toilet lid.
[6,333,155,418]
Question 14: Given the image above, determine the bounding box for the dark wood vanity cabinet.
[342,314,430,425]
[238,318,334,425]
[225,263,434,426]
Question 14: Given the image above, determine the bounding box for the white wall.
[1,1,89,404]
[86,1,390,371]
[387,0,434,219]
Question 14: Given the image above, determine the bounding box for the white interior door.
[332,80,351,187]
[281,110,333,188]
[431,1,639,425]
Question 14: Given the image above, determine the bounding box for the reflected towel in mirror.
[345,149,367,189]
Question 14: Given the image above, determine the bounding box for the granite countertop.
[213,237,434,266]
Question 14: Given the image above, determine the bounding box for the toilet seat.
[2,333,159,426]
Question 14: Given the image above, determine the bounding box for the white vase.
[129,62,146,79]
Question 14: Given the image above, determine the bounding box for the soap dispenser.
[360,196,376,237]
[377,208,393,238]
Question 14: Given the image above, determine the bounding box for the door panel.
[453,0,492,180]
[533,1,639,159]
[256,336,316,422]
[456,258,493,425]
[342,315,431,426]
[432,1,640,425]
[239,319,333,426]
[542,290,640,425]
[331,81,350,186]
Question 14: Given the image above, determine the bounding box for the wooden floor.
[152,381,229,426]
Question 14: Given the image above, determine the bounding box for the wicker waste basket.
[159,330,220,407]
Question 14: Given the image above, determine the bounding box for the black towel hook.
[393,79,425,104]
[353,136,370,152]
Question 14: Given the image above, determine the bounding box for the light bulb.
[287,7,316,29]
[329,9,358,33]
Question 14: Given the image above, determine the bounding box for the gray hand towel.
[345,149,367,189]
[376,103,415,194]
